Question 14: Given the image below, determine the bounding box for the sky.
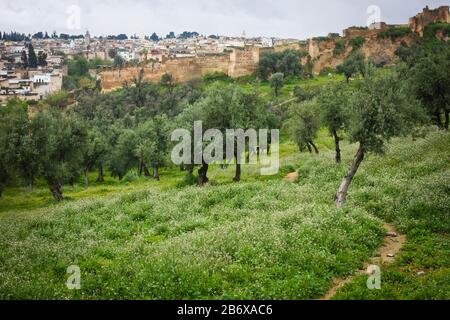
[0,0,447,39]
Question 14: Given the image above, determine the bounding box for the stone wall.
[409,5,450,36]
[100,47,264,91]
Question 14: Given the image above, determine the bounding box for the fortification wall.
[409,5,450,36]
[101,47,262,90]
[229,46,269,78]
[100,6,450,90]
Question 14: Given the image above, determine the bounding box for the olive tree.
[81,128,108,189]
[270,73,284,97]
[335,69,427,208]
[409,45,450,130]
[31,109,88,201]
[287,100,321,154]
[336,51,366,83]
[318,83,350,163]
[135,115,172,180]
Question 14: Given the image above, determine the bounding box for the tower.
[85,30,91,50]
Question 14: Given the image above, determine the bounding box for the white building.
[117,50,135,62]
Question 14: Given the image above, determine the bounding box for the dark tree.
[37,51,48,67]
[336,51,366,83]
[28,43,38,68]
[150,32,160,42]
[318,83,350,163]
[408,44,450,130]
[21,50,28,68]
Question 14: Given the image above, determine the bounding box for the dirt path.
[320,223,406,300]
[283,171,299,183]
[281,172,406,300]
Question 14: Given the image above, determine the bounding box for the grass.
[0,128,448,299]
[333,131,450,299]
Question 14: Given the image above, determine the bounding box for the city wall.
[99,6,450,91]
[101,46,266,91]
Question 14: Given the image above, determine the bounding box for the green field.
[1,130,448,299]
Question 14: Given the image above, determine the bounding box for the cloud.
[0,0,446,39]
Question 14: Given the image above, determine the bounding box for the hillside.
[0,131,448,299]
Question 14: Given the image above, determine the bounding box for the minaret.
[85,30,91,50]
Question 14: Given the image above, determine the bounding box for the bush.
[350,37,365,49]
[257,49,303,80]
[203,72,232,83]
[333,40,346,56]
[378,27,411,40]
[423,23,450,41]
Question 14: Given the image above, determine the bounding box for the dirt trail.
[320,223,406,300]
[281,172,406,300]
[283,171,299,183]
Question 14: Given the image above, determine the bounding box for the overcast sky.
[0,0,447,39]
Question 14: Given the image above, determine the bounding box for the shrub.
[350,37,365,49]
[333,40,346,56]
[378,27,411,40]
[203,72,232,83]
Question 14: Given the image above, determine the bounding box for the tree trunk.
[49,179,64,201]
[335,145,365,209]
[143,164,150,177]
[333,130,341,163]
[198,162,209,185]
[445,110,449,131]
[138,161,143,177]
[187,165,194,177]
[96,166,104,182]
[234,163,241,182]
[84,169,89,189]
[309,141,319,154]
[433,110,443,129]
[153,167,160,181]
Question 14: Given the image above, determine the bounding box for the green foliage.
[113,55,125,68]
[406,43,450,129]
[160,73,174,89]
[109,129,138,180]
[82,129,109,174]
[203,72,232,83]
[318,83,350,136]
[350,37,365,49]
[347,69,427,153]
[314,36,330,42]
[135,114,172,172]
[44,91,70,108]
[286,100,321,152]
[269,72,284,97]
[332,132,450,299]
[257,49,303,81]
[293,86,319,102]
[336,51,366,82]
[333,40,346,56]
[378,27,411,40]
[0,100,30,194]
[67,56,89,77]
[27,43,37,68]
[423,23,450,41]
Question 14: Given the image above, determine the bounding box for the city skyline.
[1,0,447,39]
